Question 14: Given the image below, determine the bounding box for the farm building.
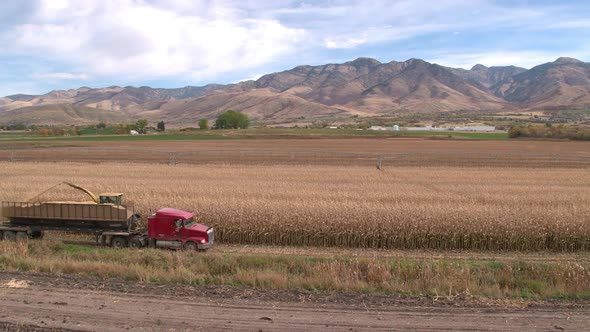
[453,126,496,131]
[402,126,436,131]
[368,126,398,131]
[401,126,496,132]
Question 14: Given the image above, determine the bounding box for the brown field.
[1,138,590,167]
[3,138,590,154]
[1,161,589,251]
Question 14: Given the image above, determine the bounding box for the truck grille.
[207,228,214,244]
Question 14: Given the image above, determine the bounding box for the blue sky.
[0,0,589,96]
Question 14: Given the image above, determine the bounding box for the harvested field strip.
[1,147,590,168]
[1,162,589,251]
[2,138,588,154]
[1,139,589,168]
[1,241,589,299]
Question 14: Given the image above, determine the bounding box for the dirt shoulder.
[1,271,588,332]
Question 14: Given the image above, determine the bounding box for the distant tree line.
[2,111,253,135]
[508,124,590,140]
[0,123,27,130]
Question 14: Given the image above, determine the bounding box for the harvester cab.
[99,193,124,205]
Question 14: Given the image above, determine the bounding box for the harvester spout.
[27,182,100,204]
[62,182,100,203]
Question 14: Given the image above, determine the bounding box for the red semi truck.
[0,183,213,250]
[145,207,214,250]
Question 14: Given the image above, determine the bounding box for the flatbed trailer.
[0,202,213,250]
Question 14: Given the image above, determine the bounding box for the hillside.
[447,64,527,90]
[1,57,589,126]
[495,57,590,109]
[0,104,130,126]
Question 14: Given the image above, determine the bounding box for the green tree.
[135,118,148,133]
[214,110,250,129]
[198,118,209,130]
[157,120,165,131]
[96,122,107,130]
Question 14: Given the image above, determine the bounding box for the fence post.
[168,151,177,165]
[376,154,384,170]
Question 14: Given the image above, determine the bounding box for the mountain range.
[1,57,589,126]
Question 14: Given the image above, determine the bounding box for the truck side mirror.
[174,219,183,229]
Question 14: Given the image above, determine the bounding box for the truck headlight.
[201,239,206,244]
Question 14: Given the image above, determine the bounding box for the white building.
[369,125,400,131]
[401,125,496,132]
[402,126,436,131]
[453,126,496,132]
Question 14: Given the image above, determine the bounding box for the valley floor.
[1,137,589,330]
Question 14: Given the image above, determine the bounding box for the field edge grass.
[1,241,589,301]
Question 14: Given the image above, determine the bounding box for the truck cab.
[147,208,213,250]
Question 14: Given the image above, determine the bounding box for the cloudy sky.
[0,0,589,96]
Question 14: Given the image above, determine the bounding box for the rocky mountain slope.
[1,57,588,125]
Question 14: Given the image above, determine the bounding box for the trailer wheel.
[111,236,128,249]
[3,231,16,241]
[16,232,28,241]
[183,241,197,251]
[129,237,143,249]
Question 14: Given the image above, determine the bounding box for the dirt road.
[0,272,587,331]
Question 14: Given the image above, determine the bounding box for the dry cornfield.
[1,162,589,251]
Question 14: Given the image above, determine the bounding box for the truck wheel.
[16,232,29,241]
[31,231,44,239]
[183,241,197,251]
[129,237,143,249]
[111,236,128,249]
[3,231,16,241]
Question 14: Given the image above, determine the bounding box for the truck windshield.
[183,217,195,227]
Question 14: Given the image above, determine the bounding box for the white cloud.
[282,0,550,50]
[0,0,589,94]
[32,72,90,80]
[232,73,264,83]
[1,0,305,81]
[324,36,367,49]
[547,19,590,29]
[429,51,589,69]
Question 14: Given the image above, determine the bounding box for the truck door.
[153,217,178,240]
